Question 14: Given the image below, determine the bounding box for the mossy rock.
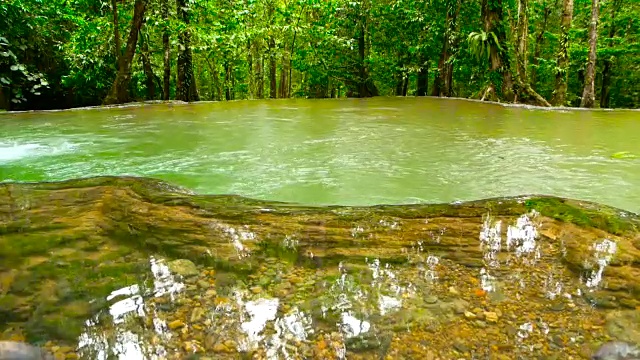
[1,176,639,314]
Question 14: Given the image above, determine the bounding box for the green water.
[2,97,639,213]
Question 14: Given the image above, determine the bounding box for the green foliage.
[1,0,639,110]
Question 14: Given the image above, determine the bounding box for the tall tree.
[111,0,122,69]
[176,0,198,102]
[355,0,378,97]
[104,0,147,105]
[267,0,277,99]
[514,0,551,106]
[472,0,514,101]
[162,0,171,100]
[416,59,429,96]
[580,0,600,108]
[433,0,461,97]
[551,0,573,106]
[530,0,553,87]
[139,31,156,99]
[599,0,622,108]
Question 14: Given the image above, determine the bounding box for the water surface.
[1,97,639,212]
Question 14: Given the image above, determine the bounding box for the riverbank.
[2,96,640,115]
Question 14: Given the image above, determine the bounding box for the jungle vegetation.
[1,0,638,110]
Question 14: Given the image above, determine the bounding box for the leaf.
[610,151,636,159]
[10,65,19,71]
[0,77,10,84]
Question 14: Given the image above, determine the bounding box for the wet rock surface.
[0,341,54,360]
[592,341,640,360]
[0,176,639,359]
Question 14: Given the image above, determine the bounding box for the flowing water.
[1,98,640,360]
[1,97,639,213]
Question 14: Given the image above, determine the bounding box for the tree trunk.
[530,0,552,87]
[395,57,405,96]
[431,65,441,96]
[416,60,428,96]
[104,0,147,105]
[551,0,573,106]
[445,61,454,96]
[190,65,199,101]
[515,0,551,106]
[111,0,122,69]
[162,0,170,100]
[600,0,620,108]
[288,4,305,98]
[139,31,156,100]
[176,0,198,102]
[256,46,264,99]
[279,54,289,98]
[266,1,277,99]
[481,0,514,102]
[269,38,277,99]
[247,39,254,99]
[433,0,460,97]
[580,0,599,108]
[0,85,10,111]
[395,72,404,96]
[204,58,220,101]
[357,23,367,97]
[224,61,232,101]
[402,77,409,96]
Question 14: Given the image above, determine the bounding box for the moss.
[524,197,632,235]
[25,312,84,343]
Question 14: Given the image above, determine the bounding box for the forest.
[1,0,638,111]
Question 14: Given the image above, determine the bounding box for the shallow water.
[1,178,639,359]
[1,98,640,213]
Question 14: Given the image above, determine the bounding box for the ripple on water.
[0,141,78,163]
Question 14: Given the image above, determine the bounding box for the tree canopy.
[1,0,638,110]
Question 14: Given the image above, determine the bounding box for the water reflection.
[583,238,617,289]
[77,257,183,359]
[2,202,635,359]
[73,210,621,358]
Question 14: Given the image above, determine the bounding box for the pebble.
[465,311,477,319]
[167,259,199,277]
[168,320,186,330]
[213,343,228,352]
[484,312,499,323]
[453,341,469,353]
[448,286,460,295]
[425,296,438,304]
[190,307,206,323]
[475,320,487,328]
[224,340,236,348]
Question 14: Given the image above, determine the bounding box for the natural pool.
[1,98,639,213]
[1,99,639,359]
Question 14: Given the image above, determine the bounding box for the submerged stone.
[1,176,640,359]
[0,341,55,360]
[592,341,640,360]
[167,259,198,277]
[605,311,640,345]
